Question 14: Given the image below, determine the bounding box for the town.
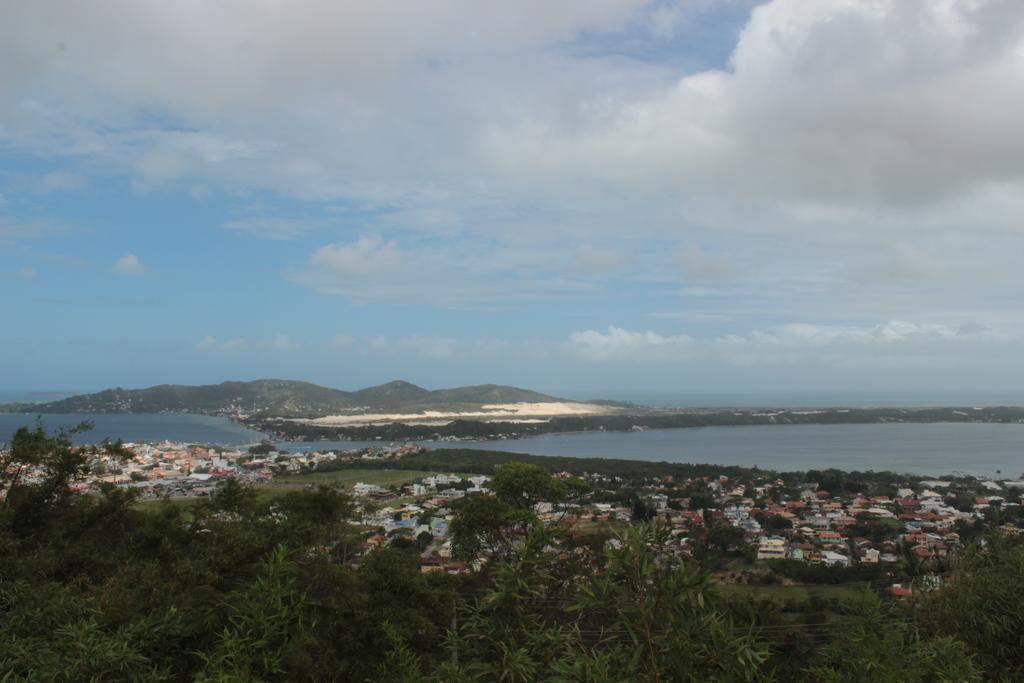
[6,434,1021,597]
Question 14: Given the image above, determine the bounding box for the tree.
[807,590,982,682]
[449,494,534,561]
[706,522,746,553]
[450,523,769,681]
[489,462,560,509]
[274,485,353,548]
[687,492,716,511]
[1,420,98,533]
[631,497,655,522]
[196,545,316,681]
[208,477,257,515]
[450,463,587,561]
[917,539,1024,678]
[764,514,792,531]
[568,523,769,681]
[248,440,276,455]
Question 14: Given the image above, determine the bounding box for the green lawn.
[255,468,483,501]
[250,468,434,502]
[135,468,480,507]
[262,468,439,491]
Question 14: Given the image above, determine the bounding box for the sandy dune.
[299,401,615,427]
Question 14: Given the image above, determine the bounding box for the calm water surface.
[2,413,1023,477]
[282,422,1024,477]
[0,413,264,445]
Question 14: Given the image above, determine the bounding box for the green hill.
[350,380,432,409]
[429,383,560,406]
[14,379,566,417]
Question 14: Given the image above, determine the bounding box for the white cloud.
[113,254,145,276]
[487,0,1024,209]
[748,321,999,347]
[305,236,402,278]
[5,0,1024,218]
[569,320,1007,365]
[291,235,419,302]
[291,234,592,305]
[5,0,1024,332]
[569,326,695,360]
[269,334,294,351]
[0,0,646,202]
[15,265,36,279]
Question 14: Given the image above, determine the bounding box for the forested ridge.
[2,424,1023,681]
[4,379,561,418]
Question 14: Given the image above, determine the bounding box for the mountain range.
[7,379,568,417]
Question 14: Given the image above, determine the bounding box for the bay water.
[2,413,1023,477]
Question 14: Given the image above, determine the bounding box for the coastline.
[5,411,1024,477]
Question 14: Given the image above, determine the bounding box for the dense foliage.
[11,379,559,417]
[2,425,1022,681]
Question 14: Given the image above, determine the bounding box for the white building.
[822,551,850,567]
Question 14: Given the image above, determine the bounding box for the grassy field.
[262,469,440,491]
[135,469,463,509]
[253,468,468,502]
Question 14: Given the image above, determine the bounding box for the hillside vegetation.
[9,379,564,418]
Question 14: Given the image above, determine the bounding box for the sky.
[3,0,1024,402]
